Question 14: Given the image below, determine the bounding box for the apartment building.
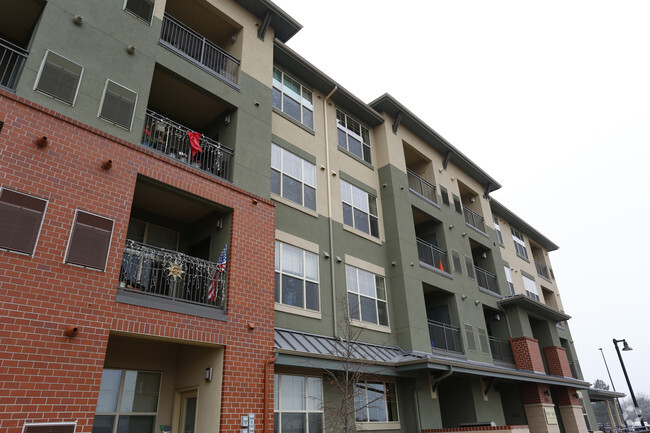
[0,1,600,433]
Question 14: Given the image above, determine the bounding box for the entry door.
[179,390,198,433]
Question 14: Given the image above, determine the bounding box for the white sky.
[273,0,650,399]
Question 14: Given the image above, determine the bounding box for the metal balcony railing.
[475,266,498,293]
[142,110,233,181]
[407,169,437,204]
[417,238,449,273]
[535,260,551,281]
[489,336,515,363]
[428,320,462,353]
[0,37,28,91]
[160,13,240,86]
[119,239,227,309]
[463,205,486,233]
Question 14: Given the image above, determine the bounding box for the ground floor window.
[355,381,399,423]
[274,374,323,433]
[93,369,161,433]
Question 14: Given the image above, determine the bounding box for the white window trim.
[271,143,317,211]
[272,67,314,127]
[493,217,504,245]
[336,109,372,164]
[98,79,138,131]
[123,0,155,25]
[64,209,115,272]
[0,187,49,256]
[34,50,84,106]
[345,263,389,327]
[504,266,515,295]
[274,374,323,433]
[340,180,379,239]
[23,422,78,433]
[522,274,539,299]
[275,240,320,312]
[354,381,399,425]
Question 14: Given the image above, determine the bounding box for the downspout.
[264,355,277,433]
[323,85,339,337]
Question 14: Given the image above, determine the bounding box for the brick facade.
[0,89,276,433]
[521,383,553,405]
[543,346,573,378]
[510,337,545,373]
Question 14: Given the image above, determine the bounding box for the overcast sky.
[273,0,650,399]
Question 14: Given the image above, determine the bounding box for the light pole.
[600,347,627,427]
[613,338,644,426]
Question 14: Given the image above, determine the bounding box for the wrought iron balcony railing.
[475,266,498,293]
[407,169,437,205]
[416,238,449,273]
[119,239,226,309]
[428,320,462,353]
[142,109,233,181]
[489,336,515,364]
[159,13,240,86]
[0,37,28,91]
[535,260,551,281]
[463,205,486,233]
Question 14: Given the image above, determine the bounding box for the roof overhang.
[234,0,302,42]
[490,199,559,251]
[369,94,501,196]
[273,41,384,127]
[498,294,571,322]
[588,388,626,401]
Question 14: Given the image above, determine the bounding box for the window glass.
[275,241,319,311]
[273,67,314,128]
[346,265,388,326]
[336,110,371,163]
[275,375,323,433]
[0,188,47,255]
[355,381,399,423]
[271,144,317,211]
[340,180,378,238]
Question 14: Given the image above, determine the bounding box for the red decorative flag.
[187,131,203,157]
[438,259,445,272]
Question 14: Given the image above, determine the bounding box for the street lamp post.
[613,338,645,427]
[600,347,627,427]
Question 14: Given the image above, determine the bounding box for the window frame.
[123,0,155,25]
[340,180,379,238]
[274,374,323,433]
[65,209,115,271]
[98,79,138,131]
[34,50,84,106]
[504,266,515,295]
[522,274,539,301]
[271,144,317,211]
[345,264,389,327]
[511,227,529,260]
[493,216,504,245]
[439,185,450,206]
[272,67,314,128]
[336,109,371,164]
[354,380,399,424]
[275,240,320,312]
[0,187,48,256]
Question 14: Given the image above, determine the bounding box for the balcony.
[475,266,498,293]
[0,37,27,91]
[417,238,449,273]
[159,13,240,87]
[407,169,437,205]
[119,239,226,310]
[535,260,551,281]
[142,110,233,181]
[428,320,462,353]
[463,205,486,233]
[489,336,515,364]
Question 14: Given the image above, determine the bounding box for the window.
[66,210,114,270]
[464,256,475,279]
[504,266,515,295]
[93,369,161,433]
[346,265,388,326]
[493,217,503,244]
[355,381,398,423]
[275,241,319,311]
[271,144,316,211]
[336,110,371,163]
[511,228,529,259]
[124,0,155,24]
[34,50,83,105]
[273,67,314,128]
[522,275,539,301]
[0,188,47,255]
[464,324,476,351]
[340,180,378,238]
[452,194,462,214]
[451,250,462,275]
[440,185,449,206]
[99,80,137,130]
[274,374,323,433]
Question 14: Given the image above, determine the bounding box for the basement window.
[34,50,83,105]
[0,188,47,255]
[99,80,138,130]
[124,0,155,24]
[65,210,114,271]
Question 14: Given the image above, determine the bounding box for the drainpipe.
[264,355,276,433]
[323,85,339,337]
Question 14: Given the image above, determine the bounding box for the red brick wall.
[0,90,276,433]
[555,387,580,407]
[510,337,545,373]
[543,346,573,378]
[521,383,553,405]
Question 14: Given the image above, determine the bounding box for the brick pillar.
[543,346,573,377]
[555,387,588,433]
[521,383,560,433]
[511,337,546,373]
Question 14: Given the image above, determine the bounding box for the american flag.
[207,245,228,301]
